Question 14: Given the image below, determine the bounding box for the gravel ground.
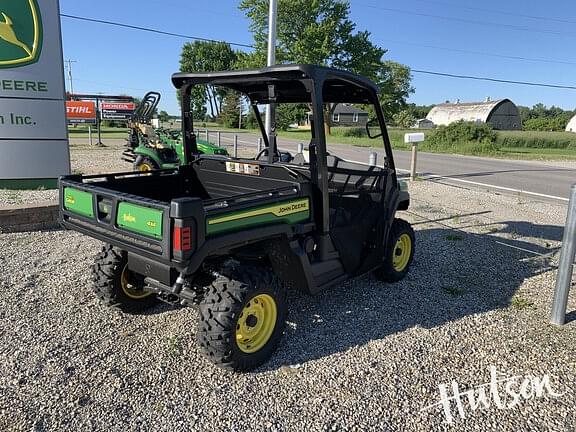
[1,171,574,430]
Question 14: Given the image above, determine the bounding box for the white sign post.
[0,0,70,189]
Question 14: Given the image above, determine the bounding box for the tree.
[518,104,576,130]
[238,0,413,133]
[375,61,413,120]
[220,92,243,128]
[158,110,170,123]
[179,41,238,118]
[405,103,434,120]
[276,103,308,130]
[392,110,415,129]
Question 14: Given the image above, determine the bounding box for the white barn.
[426,98,522,130]
[566,115,576,133]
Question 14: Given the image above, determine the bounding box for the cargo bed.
[59,157,313,273]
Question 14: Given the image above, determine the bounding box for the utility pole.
[64,59,77,95]
[264,0,277,143]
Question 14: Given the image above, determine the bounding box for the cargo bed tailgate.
[59,177,172,262]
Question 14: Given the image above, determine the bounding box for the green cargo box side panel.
[206,198,310,236]
[116,202,163,239]
[63,188,94,218]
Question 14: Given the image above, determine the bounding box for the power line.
[59,14,254,49]
[59,13,576,91]
[356,3,576,38]
[411,69,576,90]
[406,0,576,25]
[380,39,576,66]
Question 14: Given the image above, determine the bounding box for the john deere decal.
[0,0,42,69]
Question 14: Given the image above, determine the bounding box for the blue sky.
[60,0,576,115]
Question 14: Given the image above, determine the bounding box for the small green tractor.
[122,91,227,171]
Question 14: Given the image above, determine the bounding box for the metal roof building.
[426,98,522,130]
[566,115,576,133]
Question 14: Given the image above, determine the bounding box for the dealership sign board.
[101,101,135,121]
[0,0,70,187]
[66,101,97,124]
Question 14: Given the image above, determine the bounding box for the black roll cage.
[172,64,398,235]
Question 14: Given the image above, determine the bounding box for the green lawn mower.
[122,91,227,171]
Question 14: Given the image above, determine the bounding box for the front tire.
[133,155,159,172]
[196,265,287,371]
[91,245,159,313]
[374,218,415,282]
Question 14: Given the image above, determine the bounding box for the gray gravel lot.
[1,167,575,431]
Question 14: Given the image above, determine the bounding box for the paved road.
[214,131,576,202]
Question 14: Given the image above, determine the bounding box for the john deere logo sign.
[0,0,42,69]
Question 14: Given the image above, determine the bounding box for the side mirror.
[366,118,383,139]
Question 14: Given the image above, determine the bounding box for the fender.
[133,146,165,167]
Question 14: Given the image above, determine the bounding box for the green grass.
[310,127,576,160]
[499,146,576,160]
[73,125,576,160]
[496,130,576,149]
[275,128,413,150]
[68,125,129,140]
[511,296,536,310]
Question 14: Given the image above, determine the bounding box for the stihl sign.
[66,101,96,124]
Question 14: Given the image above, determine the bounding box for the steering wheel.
[255,147,279,161]
[255,147,293,163]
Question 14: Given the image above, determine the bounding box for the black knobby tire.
[91,245,159,313]
[196,265,287,372]
[374,218,415,282]
[133,155,159,172]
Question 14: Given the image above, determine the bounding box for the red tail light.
[173,226,192,251]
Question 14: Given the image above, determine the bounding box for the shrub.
[340,127,367,138]
[427,121,497,147]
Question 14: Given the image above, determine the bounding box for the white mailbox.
[404,133,425,144]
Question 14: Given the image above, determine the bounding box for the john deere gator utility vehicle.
[59,65,414,371]
[122,91,227,172]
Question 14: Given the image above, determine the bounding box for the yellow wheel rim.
[236,294,277,354]
[392,234,412,272]
[120,265,151,299]
[138,163,153,172]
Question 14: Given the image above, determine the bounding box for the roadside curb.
[0,201,59,233]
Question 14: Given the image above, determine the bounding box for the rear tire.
[134,155,158,172]
[374,218,415,282]
[91,245,159,313]
[196,264,287,371]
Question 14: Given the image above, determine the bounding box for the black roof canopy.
[171,64,379,104]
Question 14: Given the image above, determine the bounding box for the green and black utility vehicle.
[59,65,414,371]
[122,91,227,172]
